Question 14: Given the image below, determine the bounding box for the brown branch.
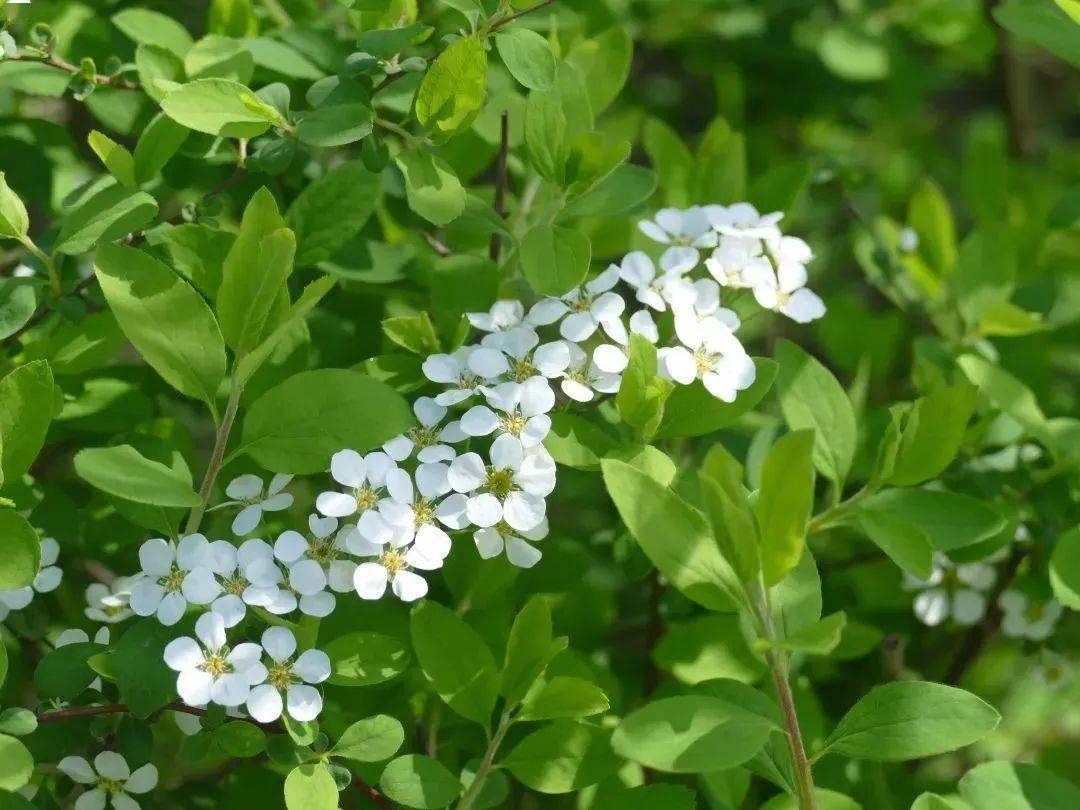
[5,53,141,91]
[488,110,510,262]
[945,546,1029,685]
[489,0,557,32]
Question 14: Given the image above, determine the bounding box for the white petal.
[331,449,367,487]
[286,684,323,722]
[474,528,505,559]
[561,379,595,402]
[660,347,697,385]
[534,341,571,376]
[35,566,64,593]
[781,288,826,323]
[505,537,543,568]
[382,434,414,461]
[247,684,284,723]
[316,491,357,518]
[211,671,251,707]
[590,291,625,322]
[354,563,389,600]
[527,298,569,326]
[181,568,221,605]
[415,462,451,498]
[156,591,187,626]
[231,505,263,536]
[211,594,246,628]
[39,537,60,566]
[309,514,338,538]
[195,611,227,651]
[294,649,332,684]
[469,347,511,378]
[163,636,203,672]
[413,396,446,427]
[354,510,393,548]
[503,492,546,532]
[328,560,357,592]
[138,538,174,576]
[660,245,699,274]
[411,524,452,564]
[237,538,273,569]
[227,475,263,500]
[521,415,551,448]
[638,219,671,243]
[246,558,284,588]
[519,377,555,417]
[58,756,97,784]
[125,764,159,794]
[460,406,500,437]
[261,626,297,663]
[176,534,211,570]
[516,449,557,496]
[274,531,309,564]
[448,453,486,493]
[435,493,470,530]
[95,753,132,781]
[593,344,628,374]
[391,570,428,602]
[300,591,336,617]
[560,311,598,342]
[385,468,414,503]
[422,354,460,384]
[178,669,214,706]
[289,560,327,596]
[129,579,164,617]
[268,473,293,495]
[75,790,107,810]
[914,589,949,627]
[466,493,503,528]
[951,590,987,626]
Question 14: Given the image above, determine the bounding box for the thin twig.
[421,230,452,257]
[185,378,243,532]
[489,110,510,262]
[5,54,140,90]
[489,0,557,32]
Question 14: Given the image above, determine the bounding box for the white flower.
[448,434,555,532]
[638,206,717,248]
[288,514,357,594]
[705,202,783,240]
[350,546,436,602]
[743,237,825,324]
[223,473,294,536]
[0,32,17,60]
[671,279,741,349]
[658,324,755,403]
[360,464,466,554]
[85,578,135,624]
[616,251,696,311]
[898,227,919,253]
[903,554,996,627]
[382,397,466,464]
[316,449,397,518]
[246,627,330,723]
[129,535,219,626]
[477,325,571,384]
[467,299,524,333]
[0,537,62,620]
[243,531,335,618]
[704,235,770,289]
[58,751,158,810]
[474,518,548,568]
[527,266,629,345]
[423,346,491,406]
[999,591,1062,641]
[164,612,265,707]
[558,341,622,403]
[460,377,555,448]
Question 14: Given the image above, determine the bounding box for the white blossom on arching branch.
[241,532,335,618]
[705,202,783,240]
[129,535,220,626]
[422,345,490,406]
[382,397,466,464]
[638,205,717,249]
[902,553,998,627]
[616,250,695,311]
[58,751,158,810]
[527,266,628,345]
[475,325,571,385]
[447,434,555,532]
[0,536,62,620]
[84,578,135,624]
[704,235,769,289]
[474,518,549,569]
[999,591,1063,641]
[164,612,265,708]
[460,377,555,449]
[658,313,756,403]
[222,473,294,536]
[557,341,623,403]
[315,448,398,518]
[246,627,330,723]
[466,299,524,333]
[742,236,826,324]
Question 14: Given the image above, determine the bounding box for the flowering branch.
[4,53,140,90]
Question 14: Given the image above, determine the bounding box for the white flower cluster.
[63,203,823,731]
[903,552,999,627]
[58,751,158,810]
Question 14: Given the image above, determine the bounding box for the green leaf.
[0,172,30,242]
[695,117,746,204]
[818,24,889,81]
[112,8,194,57]
[214,722,266,757]
[518,677,609,722]
[563,131,631,199]
[698,442,761,584]
[653,614,765,685]
[414,35,487,139]
[994,0,1080,68]
[749,160,811,217]
[247,37,324,79]
[113,620,178,718]
[94,243,226,407]
[0,510,39,591]
[520,225,591,298]
[543,412,617,470]
[502,721,618,794]
[161,79,281,138]
[643,117,694,207]
[762,789,863,810]
[860,489,1005,552]
[524,89,567,183]
[560,164,657,219]
[0,709,36,738]
[774,340,856,484]
[296,80,373,147]
[888,382,978,486]
[756,429,815,585]
[55,183,158,255]
[396,150,467,226]
[238,369,413,474]
[654,357,777,439]
[135,44,185,102]
[133,114,190,185]
[88,130,136,188]
[35,642,103,699]
[602,458,745,611]
[383,313,440,356]
[771,550,823,638]
[959,761,1080,809]
[495,28,555,90]
[501,596,565,705]
[765,611,847,656]
[0,360,55,485]
[284,763,338,810]
[74,445,201,507]
[0,735,33,792]
[330,715,404,762]
[379,755,460,809]
[820,681,1000,762]
[956,354,1046,430]
[611,696,773,773]
[908,177,957,276]
[615,336,672,439]
[855,507,933,579]
[565,27,632,115]
[1050,526,1080,610]
[286,162,380,266]
[184,35,254,82]
[0,279,37,341]
[323,631,411,687]
[410,601,499,727]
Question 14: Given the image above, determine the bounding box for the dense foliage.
[0,0,1078,808]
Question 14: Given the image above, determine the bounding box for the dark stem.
[488,111,511,262]
[5,54,140,90]
[945,546,1029,685]
[185,378,243,534]
[489,0,557,32]
[457,711,513,810]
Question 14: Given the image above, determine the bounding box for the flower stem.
[458,710,513,810]
[750,583,818,810]
[185,378,243,535]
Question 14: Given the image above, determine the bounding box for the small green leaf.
[161,78,280,138]
[616,334,673,438]
[379,755,461,809]
[756,429,815,586]
[888,382,978,486]
[133,113,189,185]
[330,715,404,762]
[860,489,1005,552]
[495,28,556,90]
[0,510,39,591]
[0,172,30,242]
[855,507,934,579]
[0,360,56,485]
[396,150,467,226]
[112,620,178,718]
[323,631,410,687]
[518,677,609,722]
[520,225,591,298]
[959,760,1080,809]
[655,357,777,439]
[414,35,487,139]
[55,182,158,255]
[820,681,1000,762]
[112,8,194,57]
[698,443,760,584]
[286,162,380,266]
[653,614,765,685]
[284,763,338,810]
[502,721,618,794]
[765,611,847,656]
[74,445,200,507]
[1050,526,1080,610]
[88,131,136,188]
[0,735,33,791]
[501,596,564,705]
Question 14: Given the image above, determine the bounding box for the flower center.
[409,426,439,449]
[1026,604,1046,622]
[202,651,232,678]
[500,411,527,437]
[354,486,378,511]
[379,550,408,573]
[569,294,592,313]
[694,349,716,375]
[160,567,186,593]
[485,468,515,500]
[458,372,480,390]
[99,777,125,794]
[512,358,534,383]
[268,662,295,690]
[103,602,127,617]
[775,290,791,307]
[223,574,249,596]
[307,536,338,565]
[412,500,434,530]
